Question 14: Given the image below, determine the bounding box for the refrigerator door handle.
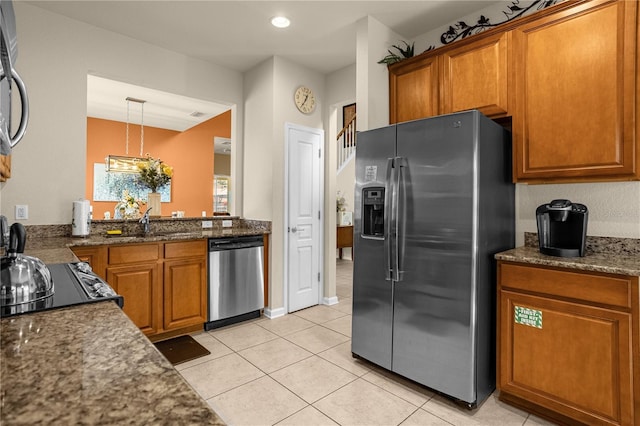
[394,157,407,282]
[384,157,395,281]
[388,157,401,282]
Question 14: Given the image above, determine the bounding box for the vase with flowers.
[137,155,173,217]
[336,190,347,213]
[336,190,352,226]
[114,190,144,220]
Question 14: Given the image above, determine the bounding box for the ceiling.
[27,1,502,74]
[87,75,231,132]
[27,1,502,149]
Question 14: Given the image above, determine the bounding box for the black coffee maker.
[536,199,588,257]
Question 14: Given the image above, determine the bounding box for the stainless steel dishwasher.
[204,235,264,331]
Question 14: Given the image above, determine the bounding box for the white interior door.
[286,123,323,313]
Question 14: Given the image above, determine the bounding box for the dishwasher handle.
[208,235,264,251]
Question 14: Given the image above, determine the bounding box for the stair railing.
[337,113,356,172]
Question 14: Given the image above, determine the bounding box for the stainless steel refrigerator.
[352,110,515,407]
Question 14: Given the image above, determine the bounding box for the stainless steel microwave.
[0,0,28,155]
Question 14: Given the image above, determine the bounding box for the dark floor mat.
[154,335,210,365]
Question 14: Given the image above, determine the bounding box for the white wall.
[326,64,360,216]
[325,64,357,282]
[243,56,325,313]
[517,182,640,239]
[1,3,244,224]
[243,58,275,222]
[413,0,553,54]
[336,160,355,216]
[356,16,403,131]
[326,64,357,215]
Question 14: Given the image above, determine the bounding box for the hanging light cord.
[124,97,146,157]
[140,102,144,157]
[125,99,130,156]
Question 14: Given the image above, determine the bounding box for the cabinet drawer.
[499,262,632,309]
[109,243,160,265]
[164,240,206,259]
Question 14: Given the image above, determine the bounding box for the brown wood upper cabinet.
[389,32,509,124]
[511,0,639,182]
[389,55,439,124]
[440,32,509,118]
[388,0,639,184]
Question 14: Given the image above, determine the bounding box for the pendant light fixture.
[105,97,146,173]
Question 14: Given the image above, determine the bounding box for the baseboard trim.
[264,307,286,319]
[323,296,339,306]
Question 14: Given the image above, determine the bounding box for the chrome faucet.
[139,207,152,234]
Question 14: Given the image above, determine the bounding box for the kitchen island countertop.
[0,301,225,425]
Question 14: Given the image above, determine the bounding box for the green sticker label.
[514,306,542,329]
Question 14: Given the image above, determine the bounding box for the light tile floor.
[179,259,557,426]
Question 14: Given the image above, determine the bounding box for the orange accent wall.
[86,110,231,219]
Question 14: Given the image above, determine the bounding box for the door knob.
[291,227,297,233]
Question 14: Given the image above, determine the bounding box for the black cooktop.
[1,263,123,318]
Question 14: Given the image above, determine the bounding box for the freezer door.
[392,112,479,403]
[351,124,396,369]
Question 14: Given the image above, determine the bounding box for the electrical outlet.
[15,205,28,220]
[202,220,213,229]
[222,220,232,228]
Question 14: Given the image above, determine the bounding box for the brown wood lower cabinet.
[69,245,107,278]
[163,241,207,332]
[72,240,207,341]
[497,261,639,426]
[107,262,161,336]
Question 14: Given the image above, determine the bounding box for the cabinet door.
[499,290,634,425]
[107,263,161,336]
[70,246,107,279]
[440,32,509,118]
[163,257,207,330]
[511,0,638,182]
[389,55,439,123]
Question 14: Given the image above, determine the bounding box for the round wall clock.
[294,86,316,114]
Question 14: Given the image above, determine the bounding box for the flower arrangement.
[115,190,145,219]
[137,155,173,193]
[336,190,347,212]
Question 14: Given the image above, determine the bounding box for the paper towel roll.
[72,200,91,237]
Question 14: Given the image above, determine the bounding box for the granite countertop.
[0,218,271,424]
[495,234,640,276]
[24,232,264,265]
[22,218,271,264]
[0,302,224,425]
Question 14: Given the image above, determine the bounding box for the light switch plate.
[222,220,232,228]
[202,220,213,228]
[15,205,28,220]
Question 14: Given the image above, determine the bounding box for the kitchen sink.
[149,231,199,237]
[105,231,199,240]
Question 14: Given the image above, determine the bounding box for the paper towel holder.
[72,199,91,237]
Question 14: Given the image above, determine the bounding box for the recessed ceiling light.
[271,16,290,28]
